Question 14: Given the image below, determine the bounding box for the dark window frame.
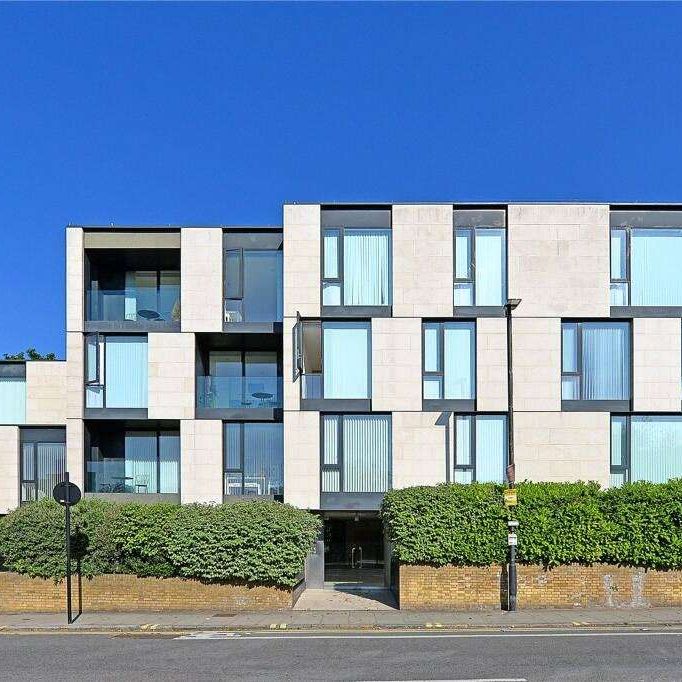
[452,413,508,484]
[319,413,392,495]
[609,414,631,485]
[19,430,67,504]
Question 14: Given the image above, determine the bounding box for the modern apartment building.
[1,203,682,587]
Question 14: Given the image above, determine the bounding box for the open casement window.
[452,414,508,484]
[453,210,507,307]
[224,248,244,322]
[293,317,370,400]
[321,228,392,307]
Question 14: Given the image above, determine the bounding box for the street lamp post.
[505,297,521,611]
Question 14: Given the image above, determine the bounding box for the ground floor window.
[224,422,283,499]
[20,428,66,503]
[86,428,180,493]
[453,414,508,483]
[321,414,391,493]
[611,415,682,485]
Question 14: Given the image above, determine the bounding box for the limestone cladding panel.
[0,426,19,514]
[392,412,448,488]
[148,333,195,419]
[284,411,319,509]
[507,204,610,318]
[633,318,682,412]
[372,318,422,412]
[66,227,84,333]
[181,228,223,332]
[180,419,223,504]
[66,418,84,489]
[392,205,453,317]
[66,332,84,419]
[283,204,321,318]
[514,411,610,487]
[476,317,508,412]
[25,361,67,425]
[512,316,561,412]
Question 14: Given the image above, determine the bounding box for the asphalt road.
[1,628,682,681]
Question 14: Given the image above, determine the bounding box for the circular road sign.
[53,481,82,506]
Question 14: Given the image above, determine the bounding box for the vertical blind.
[581,323,630,400]
[124,432,157,492]
[631,229,682,306]
[443,323,475,399]
[475,415,507,483]
[343,229,391,306]
[21,442,66,501]
[243,423,284,496]
[105,336,148,408]
[0,377,26,424]
[323,322,370,399]
[630,416,682,484]
[474,229,506,306]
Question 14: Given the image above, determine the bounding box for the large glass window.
[224,249,283,322]
[20,429,66,503]
[86,428,179,494]
[224,422,283,499]
[610,211,682,306]
[85,334,148,409]
[322,228,392,307]
[197,350,281,409]
[321,414,391,493]
[0,365,26,424]
[422,321,476,401]
[610,415,682,485]
[454,210,507,307]
[453,414,507,483]
[561,322,630,402]
[296,320,371,400]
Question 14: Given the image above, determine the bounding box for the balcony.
[196,375,282,419]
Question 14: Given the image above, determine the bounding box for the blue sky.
[1,2,681,356]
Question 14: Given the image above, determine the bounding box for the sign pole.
[64,471,72,625]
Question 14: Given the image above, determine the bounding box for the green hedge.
[382,480,682,570]
[0,499,321,587]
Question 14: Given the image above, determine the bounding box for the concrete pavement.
[1,606,682,633]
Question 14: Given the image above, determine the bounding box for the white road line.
[174,630,682,641]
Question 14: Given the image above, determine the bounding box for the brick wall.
[398,563,682,610]
[0,572,296,613]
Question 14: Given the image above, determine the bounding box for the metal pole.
[506,302,518,612]
[65,471,72,625]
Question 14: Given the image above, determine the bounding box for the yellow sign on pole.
[504,488,518,507]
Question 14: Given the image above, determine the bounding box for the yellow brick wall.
[399,563,682,610]
[0,573,295,613]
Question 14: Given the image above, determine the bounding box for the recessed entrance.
[323,515,385,588]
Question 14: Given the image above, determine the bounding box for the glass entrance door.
[324,517,385,587]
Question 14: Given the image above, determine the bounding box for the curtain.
[0,377,26,424]
[443,323,475,399]
[631,229,682,306]
[630,416,682,484]
[105,336,148,408]
[244,423,283,496]
[475,229,506,306]
[36,443,66,499]
[322,415,340,492]
[124,432,157,492]
[343,229,391,306]
[323,322,370,399]
[158,432,180,494]
[475,415,507,483]
[224,423,242,494]
[323,230,340,278]
[342,415,391,493]
[581,323,629,400]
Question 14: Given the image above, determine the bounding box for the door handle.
[358,546,363,568]
[351,546,356,569]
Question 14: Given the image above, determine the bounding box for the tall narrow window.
[0,365,26,425]
[20,429,66,503]
[224,422,283,499]
[321,228,392,307]
[610,211,682,307]
[422,321,475,402]
[561,322,630,403]
[85,334,148,409]
[610,415,682,485]
[453,414,507,484]
[453,210,507,307]
[321,414,391,493]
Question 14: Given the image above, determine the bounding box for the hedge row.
[0,499,321,586]
[381,480,682,570]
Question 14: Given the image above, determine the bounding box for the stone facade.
[148,333,195,419]
[398,563,682,610]
[0,572,297,613]
[283,411,320,509]
[0,426,19,514]
[25,361,67,425]
[476,317,508,412]
[180,419,223,504]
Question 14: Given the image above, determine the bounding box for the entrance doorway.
[324,516,385,588]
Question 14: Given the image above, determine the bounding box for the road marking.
[173,630,682,641]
